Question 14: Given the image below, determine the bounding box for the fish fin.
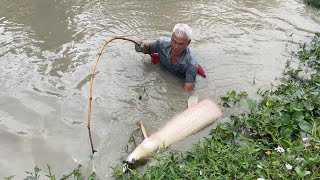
[140,122,148,139]
[188,95,199,108]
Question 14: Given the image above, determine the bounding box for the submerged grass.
[112,35,320,179]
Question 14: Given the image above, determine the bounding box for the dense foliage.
[112,35,320,179]
[304,0,320,8]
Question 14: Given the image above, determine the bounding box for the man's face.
[171,33,190,56]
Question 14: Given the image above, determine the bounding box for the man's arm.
[185,64,197,92]
[184,51,198,92]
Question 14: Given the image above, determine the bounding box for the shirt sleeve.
[149,37,170,54]
[149,40,160,54]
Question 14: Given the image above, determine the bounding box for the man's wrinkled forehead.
[171,32,189,42]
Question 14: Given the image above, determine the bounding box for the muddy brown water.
[0,0,319,179]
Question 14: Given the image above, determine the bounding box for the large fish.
[124,98,222,167]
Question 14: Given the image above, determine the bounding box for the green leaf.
[45,175,56,180]
[88,172,96,180]
[247,99,257,110]
[315,117,320,127]
[293,112,304,122]
[280,127,292,139]
[290,100,298,110]
[274,105,284,112]
[266,100,272,107]
[169,166,176,177]
[298,121,312,132]
[223,103,231,108]
[4,176,15,180]
[237,91,248,100]
[280,113,291,125]
[221,96,229,101]
[304,101,314,111]
[295,166,311,177]
[230,90,236,98]
[279,139,293,147]
[265,126,277,135]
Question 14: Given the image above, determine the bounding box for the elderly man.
[135,23,198,92]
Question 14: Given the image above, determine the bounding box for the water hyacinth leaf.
[5,176,15,180]
[308,157,318,166]
[303,101,314,111]
[221,90,236,102]
[237,91,248,100]
[290,100,299,110]
[295,166,311,177]
[298,121,312,132]
[280,127,292,139]
[274,105,284,112]
[170,166,176,177]
[185,154,194,162]
[315,117,320,126]
[265,126,277,135]
[279,139,292,147]
[221,96,229,101]
[271,160,281,166]
[247,99,257,110]
[301,52,310,60]
[292,112,304,122]
[266,99,272,107]
[280,113,291,125]
[223,102,231,108]
[230,90,236,98]
[274,117,283,128]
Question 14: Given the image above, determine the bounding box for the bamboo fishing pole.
[87,36,139,154]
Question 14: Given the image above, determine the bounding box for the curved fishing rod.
[87,36,140,154]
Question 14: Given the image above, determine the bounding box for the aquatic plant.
[5,165,96,180]
[221,90,248,108]
[304,0,320,8]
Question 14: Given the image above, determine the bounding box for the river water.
[0,0,319,179]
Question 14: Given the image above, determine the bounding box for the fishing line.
[87,36,140,154]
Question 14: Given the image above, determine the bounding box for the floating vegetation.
[5,165,96,180]
[221,90,248,108]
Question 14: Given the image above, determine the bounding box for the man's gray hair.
[172,23,193,41]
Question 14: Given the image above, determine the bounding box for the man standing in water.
[135,23,198,92]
